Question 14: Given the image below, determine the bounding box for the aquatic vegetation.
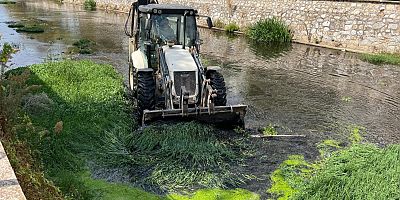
[262,123,278,136]
[341,96,352,102]
[73,39,96,54]
[16,25,45,33]
[267,155,317,200]
[224,23,240,33]
[294,144,400,200]
[361,53,400,66]
[84,0,96,11]
[246,18,292,44]
[213,19,225,29]
[95,122,251,192]
[268,125,400,200]
[7,23,25,28]
[0,0,16,4]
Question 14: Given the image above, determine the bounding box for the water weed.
[268,124,399,200]
[246,18,292,44]
[262,123,278,136]
[73,39,96,54]
[224,23,240,33]
[361,53,400,66]
[84,0,96,11]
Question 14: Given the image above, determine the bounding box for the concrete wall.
[0,142,26,200]
[65,0,400,53]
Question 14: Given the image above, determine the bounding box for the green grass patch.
[0,0,16,4]
[246,17,292,44]
[224,23,240,33]
[84,0,96,11]
[268,140,400,199]
[7,23,25,28]
[12,60,131,198]
[213,19,225,29]
[16,25,45,33]
[262,124,278,136]
[73,39,96,54]
[169,188,259,200]
[361,53,400,66]
[93,122,250,192]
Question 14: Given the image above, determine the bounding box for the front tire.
[137,71,155,121]
[207,71,227,106]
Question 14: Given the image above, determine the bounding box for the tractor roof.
[138,4,198,15]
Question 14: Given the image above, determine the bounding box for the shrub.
[246,17,292,44]
[84,0,96,11]
[224,23,240,33]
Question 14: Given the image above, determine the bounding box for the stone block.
[322,21,330,27]
[388,24,398,30]
[345,24,352,31]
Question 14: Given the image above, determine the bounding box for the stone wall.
[65,0,400,53]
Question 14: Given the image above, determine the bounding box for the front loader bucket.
[142,105,247,127]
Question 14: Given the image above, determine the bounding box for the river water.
[1,0,399,147]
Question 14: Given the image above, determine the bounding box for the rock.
[322,21,330,27]
[388,24,398,30]
[372,22,385,30]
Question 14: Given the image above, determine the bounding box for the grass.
[0,0,16,4]
[361,53,400,66]
[262,124,278,136]
[246,17,292,44]
[8,23,25,28]
[93,122,251,192]
[224,23,240,33]
[213,19,225,29]
[268,126,400,200]
[2,60,258,199]
[293,144,400,200]
[16,25,45,33]
[84,0,96,11]
[7,19,48,33]
[73,39,96,54]
[1,45,63,199]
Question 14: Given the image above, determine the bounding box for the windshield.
[151,14,196,46]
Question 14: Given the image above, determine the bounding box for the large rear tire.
[207,71,227,106]
[137,71,155,122]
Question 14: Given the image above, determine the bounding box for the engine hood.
[163,45,198,72]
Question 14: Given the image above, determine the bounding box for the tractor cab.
[138,4,198,48]
[135,4,200,71]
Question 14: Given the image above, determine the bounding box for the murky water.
[1,0,400,146]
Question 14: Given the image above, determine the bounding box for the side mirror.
[206,17,213,29]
